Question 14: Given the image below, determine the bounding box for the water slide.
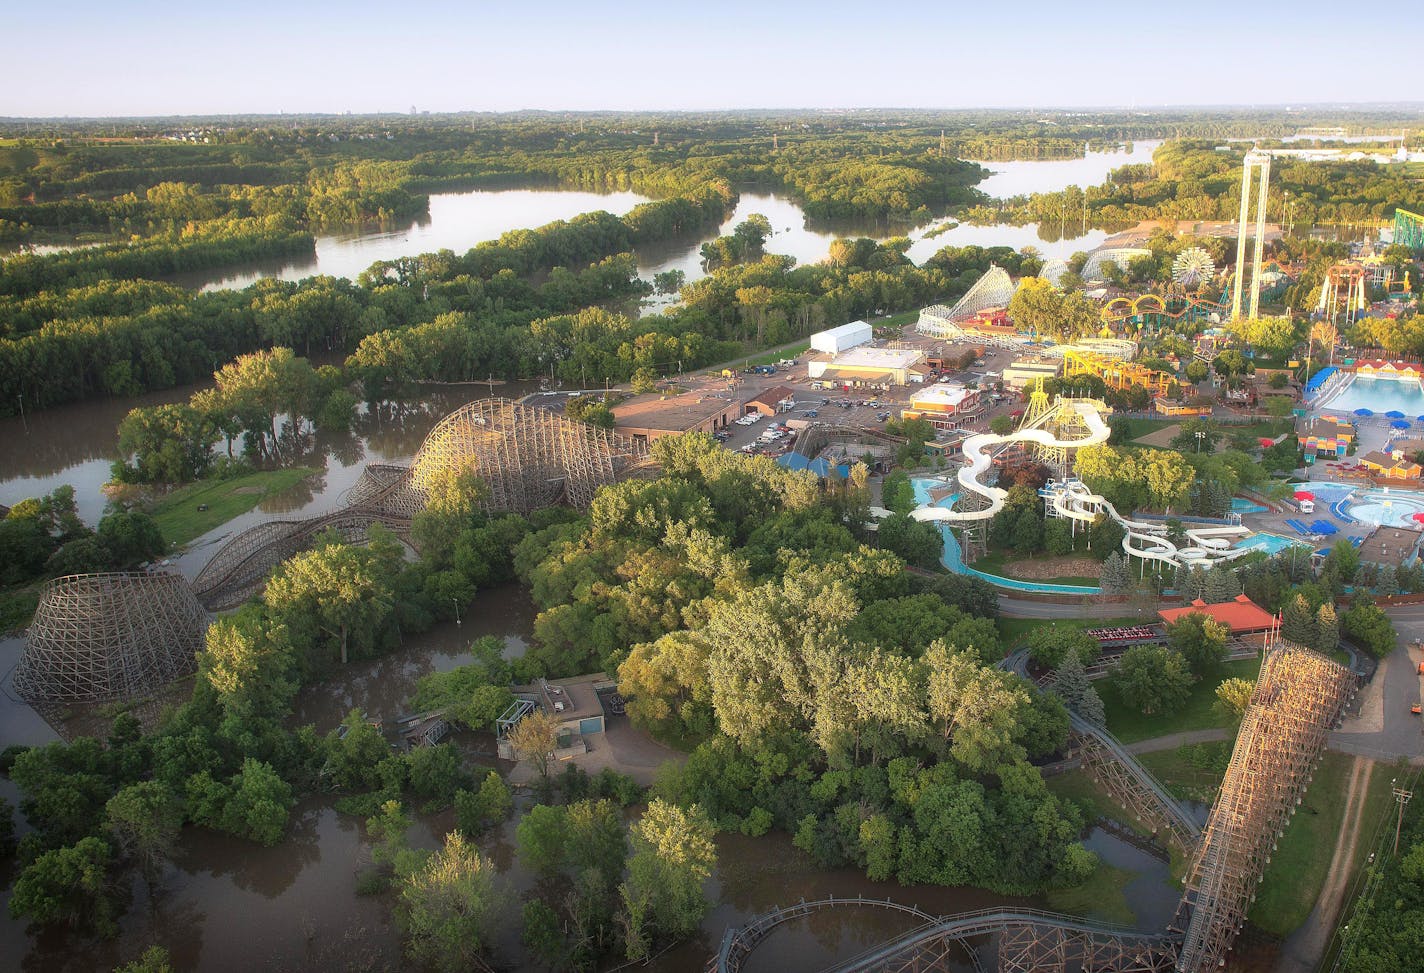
[906,400,1249,568]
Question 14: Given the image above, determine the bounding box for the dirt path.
[1276,755,1373,973]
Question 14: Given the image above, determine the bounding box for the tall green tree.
[619,800,717,961]
[397,830,500,973]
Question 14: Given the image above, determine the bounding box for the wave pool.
[1342,488,1424,527]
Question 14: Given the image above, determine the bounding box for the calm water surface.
[162,142,1159,300]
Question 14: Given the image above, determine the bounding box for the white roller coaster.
[904,397,1251,570]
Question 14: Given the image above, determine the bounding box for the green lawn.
[1045,862,1138,926]
[1119,417,1293,446]
[0,584,41,635]
[148,467,319,547]
[970,551,1101,587]
[1046,768,1153,835]
[1101,657,1262,744]
[1248,752,1393,937]
[1137,742,1233,805]
[869,310,921,329]
[738,342,811,368]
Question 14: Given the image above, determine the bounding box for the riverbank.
[147,467,322,548]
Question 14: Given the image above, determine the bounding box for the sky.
[7,0,1408,117]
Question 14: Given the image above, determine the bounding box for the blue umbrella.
[1387,410,1406,419]
[1392,419,1411,429]
[1414,415,1424,422]
[1355,408,1374,417]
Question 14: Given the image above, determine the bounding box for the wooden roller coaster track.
[709,640,1359,973]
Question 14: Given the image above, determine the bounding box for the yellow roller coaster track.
[1063,348,1176,396]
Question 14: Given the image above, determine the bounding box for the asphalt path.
[1330,605,1424,765]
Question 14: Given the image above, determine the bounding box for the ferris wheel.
[1171,247,1216,289]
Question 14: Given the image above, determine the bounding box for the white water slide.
[907,400,1250,568]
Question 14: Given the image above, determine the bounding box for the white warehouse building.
[809,320,872,355]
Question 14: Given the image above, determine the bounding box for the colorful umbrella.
[1354,408,1374,417]
[1294,491,1316,501]
[1258,437,1275,448]
[1387,410,1407,419]
[1413,512,1424,524]
[1393,419,1412,429]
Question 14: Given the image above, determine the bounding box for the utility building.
[809,321,872,355]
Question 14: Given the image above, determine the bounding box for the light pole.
[452,599,461,626]
[1195,430,1205,453]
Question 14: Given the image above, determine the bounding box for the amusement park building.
[1351,359,1422,380]
[1158,595,1278,648]
[809,320,873,355]
[900,384,982,430]
[1356,526,1424,570]
[612,392,743,443]
[1298,417,1355,459]
[1359,448,1423,480]
[1002,357,1062,389]
[807,346,928,386]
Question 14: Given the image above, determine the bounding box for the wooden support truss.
[13,572,208,704]
[1175,642,1357,972]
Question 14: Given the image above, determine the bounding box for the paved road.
[1330,606,1424,765]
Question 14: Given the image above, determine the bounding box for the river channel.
[159,141,1160,299]
[0,139,1192,971]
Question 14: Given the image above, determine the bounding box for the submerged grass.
[149,467,318,547]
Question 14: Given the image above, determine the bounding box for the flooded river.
[0,137,1200,971]
[0,569,1183,973]
[156,141,1160,300]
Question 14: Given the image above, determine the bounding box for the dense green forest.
[981,139,1424,230]
[3,110,1424,419]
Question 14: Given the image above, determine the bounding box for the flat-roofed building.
[810,320,873,354]
[1003,357,1062,389]
[1356,525,1423,569]
[612,392,743,444]
[901,384,982,430]
[807,346,928,386]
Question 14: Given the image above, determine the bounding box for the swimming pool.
[1317,374,1424,416]
[1341,487,1424,528]
[1232,533,1310,556]
[1230,498,1268,514]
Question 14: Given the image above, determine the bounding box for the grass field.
[148,467,318,547]
[0,584,41,635]
[1118,417,1294,446]
[1101,657,1262,744]
[1045,861,1137,926]
[739,342,812,368]
[1137,742,1233,804]
[971,551,1102,586]
[1248,753,1395,937]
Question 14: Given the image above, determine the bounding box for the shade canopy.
[1393,419,1412,429]
[1355,408,1374,416]
[1294,491,1316,501]
[1387,410,1407,419]
[1258,437,1276,448]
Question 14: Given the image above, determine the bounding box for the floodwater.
[0,381,537,531]
[163,142,1158,302]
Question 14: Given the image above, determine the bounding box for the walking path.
[1274,756,1373,973]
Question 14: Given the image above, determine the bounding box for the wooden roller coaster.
[709,639,1359,973]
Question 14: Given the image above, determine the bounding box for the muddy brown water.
[0,573,1185,972]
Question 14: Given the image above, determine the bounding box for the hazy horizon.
[12,0,1408,118]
